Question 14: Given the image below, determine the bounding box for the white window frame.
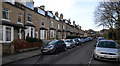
[0,25,14,43]
[18,29,22,39]
[25,27,34,39]
[40,30,47,39]
[41,19,45,27]
[35,31,38,38]
[50,30,55,38]
[27,14,32,23]
[17,13,23,24]
[58,24,60,29]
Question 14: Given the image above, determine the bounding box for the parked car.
[73,38,81,46]
[93,40,120,61]
[64,39,76,48]
[85,37,90,42]
[41,40,66,54]
[97,37,106,42]
[81,38,85,43]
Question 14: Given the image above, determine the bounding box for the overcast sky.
[33,0,103,31]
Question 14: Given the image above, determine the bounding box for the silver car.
[64,39,76,48]
[93,40,120,61]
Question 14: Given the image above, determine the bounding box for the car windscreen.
[74,39,79,42]
[97,41,119,48]
[48,41,57,45]
[64,40,71,42]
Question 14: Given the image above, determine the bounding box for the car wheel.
[51,48,57,54]
[64,47,67,51]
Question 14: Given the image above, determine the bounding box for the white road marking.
[89,61,92,64]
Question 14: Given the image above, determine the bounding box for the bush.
[116,40,120,45]
[26,37,42,43]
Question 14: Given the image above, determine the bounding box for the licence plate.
[104,55,113,58]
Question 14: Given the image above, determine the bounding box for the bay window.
[50,30,55,38]
[0,25,2,41]
[40,30,47,39]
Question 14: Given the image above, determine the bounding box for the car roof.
[99,40,115,42]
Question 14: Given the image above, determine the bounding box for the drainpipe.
[24,5,26,40]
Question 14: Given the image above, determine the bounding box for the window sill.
[0,41,12,43]
[2,19,11,22]
[27,21,33,24]
[17,22,23,25]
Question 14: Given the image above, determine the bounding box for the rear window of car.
[97,41,119,48]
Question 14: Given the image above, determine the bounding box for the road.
[5,39,120,65]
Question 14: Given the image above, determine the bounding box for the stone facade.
[0,1,82,55]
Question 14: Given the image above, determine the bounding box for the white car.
[93,40,120,61]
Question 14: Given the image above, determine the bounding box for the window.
[50,30,55,38]
[6,27,11,41]
[42,19,45,26]
[35,32,38,38]
[44,31,47,39]
[2,8,9,20]
[51,21,53,27]
[63,25,65,30]
[18,29,21,39]
[38,8,45,16]
[31,28,33,38]
[0,25,2,41]
[40,30,47,39]
[28,14,32,22]
[58,24,60,29]
[18,13,22,23]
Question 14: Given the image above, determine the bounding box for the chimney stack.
[55,11,59,17]
[60,14,63,19]
[40,5,45,10]
[73,21,76,26]
[68,19,71,24]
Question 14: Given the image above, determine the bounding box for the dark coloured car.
[41,40,66,54]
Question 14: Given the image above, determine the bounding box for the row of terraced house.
[0,0,82,56]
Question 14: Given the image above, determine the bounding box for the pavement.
[2,49,41,65]
[2,39,120,65]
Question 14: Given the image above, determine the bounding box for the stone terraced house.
[0,0,82,56]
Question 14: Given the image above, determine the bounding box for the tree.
[94,0,120,40]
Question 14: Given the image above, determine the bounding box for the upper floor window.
[58,24,60,29]
[38,8,45,16]
[28,14,32,22]
[2,8,9,20]
[48,12,53,18]
[18,13,22,23]
[42,19,45,26]
[4,0,15,4]
[26,2,34,10]
[51,21,53,27]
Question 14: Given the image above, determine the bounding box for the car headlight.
[117,51,120,55]
[49,45,54,49]
[66,44,70,46]
[95,49,101,54]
